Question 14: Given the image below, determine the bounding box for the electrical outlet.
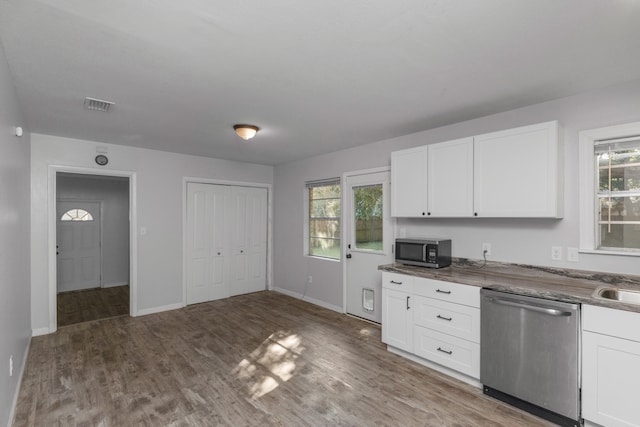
[307,275,313,284]
[567,247,579,262]
[482,243,492,256]
[9,355,13,377]
[551,246,563,261]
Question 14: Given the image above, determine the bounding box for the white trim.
[31,327,50,337]
[182,177,274,306]
[579,249,640,257]
[273,287,343,313]
[102,281,130,288]
[136,302,184,317]
[7,336,31,427]
[48,165,138,333]
[579,121,640,252]
[341,166,393,317]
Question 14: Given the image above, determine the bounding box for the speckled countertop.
[379,259,640,313]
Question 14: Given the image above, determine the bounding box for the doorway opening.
[56,172,130,327]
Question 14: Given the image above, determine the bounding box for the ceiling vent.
[84,97,114,112]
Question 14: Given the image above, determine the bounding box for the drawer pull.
[436,315,452,321]
[437,347,453,355]
[436,289,451,294]
[390,280,403,285]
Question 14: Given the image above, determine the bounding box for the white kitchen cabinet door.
[391,146,428,217]
[382,288,413,352]
[473,121,562,218]
[582,331,640,427]
[427,137,474,217]
[582,305,640,427]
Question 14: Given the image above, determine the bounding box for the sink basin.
[593,287,640,305]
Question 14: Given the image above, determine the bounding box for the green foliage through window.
[308,181,341,259]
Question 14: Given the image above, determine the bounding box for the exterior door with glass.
[345,170,393,323]
[56,200,102,292]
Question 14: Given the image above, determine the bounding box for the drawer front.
[583,304,640,342]
[413,277,480,307]
[413,296,480,343]
[413,326,480,379]
[382,272,413,293]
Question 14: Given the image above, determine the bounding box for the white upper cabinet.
[473,121,562,218]
[390,121,563,218]
[427,137,474,217]
[391,146,428,217]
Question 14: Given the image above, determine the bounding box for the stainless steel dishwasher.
[480,289,581,427]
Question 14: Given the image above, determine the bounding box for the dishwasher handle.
[486,296,574,317]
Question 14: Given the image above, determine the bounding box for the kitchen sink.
[593,286,640,305]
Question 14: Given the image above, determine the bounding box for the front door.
[345,170,393,323]
[56,200,102,292]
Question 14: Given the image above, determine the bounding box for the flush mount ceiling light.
[233,124,259,140]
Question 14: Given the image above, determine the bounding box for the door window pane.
[60,208,94,222]
[353,184,383,251]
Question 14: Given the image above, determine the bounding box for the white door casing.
[56,200,102,292]
[344,169,394,323]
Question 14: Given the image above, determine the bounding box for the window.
[353,184,383,251]
[595,137,640,250]
[60,208,94,222]
[580,122,640,255]
[307,179,341,259]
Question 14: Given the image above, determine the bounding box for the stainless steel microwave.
[395,238,451,268]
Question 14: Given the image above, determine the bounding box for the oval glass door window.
[60,208,94,222]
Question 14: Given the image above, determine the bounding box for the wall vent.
[84,97,114,112]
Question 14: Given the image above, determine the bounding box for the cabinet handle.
[436,289,451,295]
[406,296,410,310]
[422,212,426,216]
[436,315,452,321]
[437,347,453,355]
[474,212,478,217]
[427,212,431,216]
[390,280,402,285]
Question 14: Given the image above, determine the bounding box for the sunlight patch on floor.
[234,331,304,399]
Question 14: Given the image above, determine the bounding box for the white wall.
[31,134,273,332]
[57,174,130,288]
[0,42,31,426]
[273,79,640,310]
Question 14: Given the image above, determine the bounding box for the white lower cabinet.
[582,305,640,427]
[381,272,480,382]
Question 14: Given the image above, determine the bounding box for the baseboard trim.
[272,287,343,313]
[136,302,184,317]
[7,334,31,427]
[101,281,129,288]
[31,327,50,337]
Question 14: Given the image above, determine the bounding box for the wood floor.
[57,285,130,327]
[15,291,553,426]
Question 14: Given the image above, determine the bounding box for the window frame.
[579,121,640,256]
[304,178,341,261]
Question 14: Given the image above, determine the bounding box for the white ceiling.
[1,0,640,165]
